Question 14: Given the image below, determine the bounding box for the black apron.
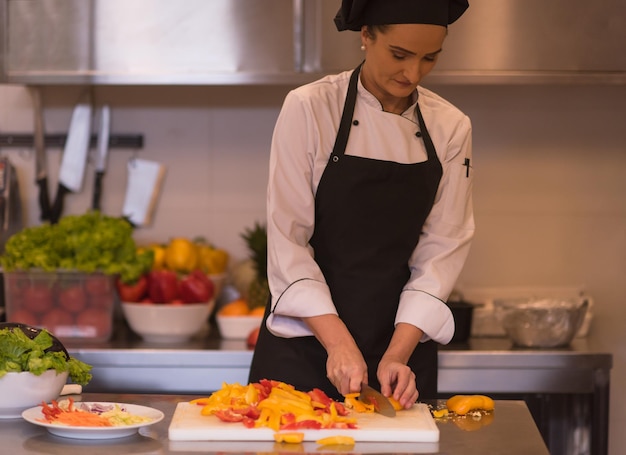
[249,65,443,400]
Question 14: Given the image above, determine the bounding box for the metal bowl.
[494,297,589,348]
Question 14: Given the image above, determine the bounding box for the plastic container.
[4,270,115,342]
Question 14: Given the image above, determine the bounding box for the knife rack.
[0,133,143,149]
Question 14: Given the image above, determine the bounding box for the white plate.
[21,402,164,439]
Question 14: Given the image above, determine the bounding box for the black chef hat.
[334,0,469,31]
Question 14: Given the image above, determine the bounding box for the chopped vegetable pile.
[191,380,357,431]
[0,327,92,385]
[40,398,153,427]
[0,211,153,283]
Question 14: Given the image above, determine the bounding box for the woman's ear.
[360,26,369,50]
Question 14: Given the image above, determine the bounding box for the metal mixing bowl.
[494,297,589,348]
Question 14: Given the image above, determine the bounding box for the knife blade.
[50,91,93,223]
[29,87,51,222]
[360,383,396,417]
[92,105,110,211]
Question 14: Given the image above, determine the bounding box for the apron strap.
[330,64,362,159]
[415,104,438,161]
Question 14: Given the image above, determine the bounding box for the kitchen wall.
[1,81,625,454]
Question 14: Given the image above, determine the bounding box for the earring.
[360,45,366,51]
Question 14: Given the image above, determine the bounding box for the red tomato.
[76,308,111,337]
[84,275,112,295]
[8,308,39,326]
[246,326,260,349]
[58,286,88,313]
[22,285,54,313]
[116,275,149,302]
[88,293,113,309]
[40,308,74,330]
[148,270,178,303]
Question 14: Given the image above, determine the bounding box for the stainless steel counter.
[64,323,612,455]
[65,324,612,394]
[2,393,549,455]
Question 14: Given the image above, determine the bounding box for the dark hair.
[364,23,448,41]
[364,24,390,40]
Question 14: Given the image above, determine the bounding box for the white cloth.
[266,69,475,344]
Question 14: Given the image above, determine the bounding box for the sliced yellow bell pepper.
[446,395,495,416]
[316,436,355,446]
[274,432,305,444]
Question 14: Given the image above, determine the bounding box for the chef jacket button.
[415,131,422,138]
[352,120,359,126]
[332,155,339,162]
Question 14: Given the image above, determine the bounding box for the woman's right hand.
[325,340,368,396]
[303,314,367,396]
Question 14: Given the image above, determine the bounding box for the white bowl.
[208,273,227,301]
[216,314,263,340]
[0,370,69,419]
[121,300,215,343]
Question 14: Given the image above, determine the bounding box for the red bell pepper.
[178,270,215,303]
[116,275,148,303]
[148,270,179,303]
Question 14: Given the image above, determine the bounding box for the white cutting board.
[168,402,439,442]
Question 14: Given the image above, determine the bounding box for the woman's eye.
[392,52,406,60]
[423,55,437,62]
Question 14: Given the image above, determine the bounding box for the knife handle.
[49,184,70,225]
[36,178,51,222]
[92,171,104,211]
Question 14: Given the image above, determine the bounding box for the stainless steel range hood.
[1,0,624,86]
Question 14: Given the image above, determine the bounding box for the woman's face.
[360,24,447,103]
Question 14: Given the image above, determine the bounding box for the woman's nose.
[403,63,423,85]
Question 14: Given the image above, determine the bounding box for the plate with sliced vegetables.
[22,399,164,439]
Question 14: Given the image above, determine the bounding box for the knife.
[29,87,51,222]
[121,158,166,227]
[92,105,110,211]
[360,383,396,417]
[50,91,93,224]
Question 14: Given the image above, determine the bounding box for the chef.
[249,0,474,408]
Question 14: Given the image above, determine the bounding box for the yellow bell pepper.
[446,395,495,416]
[164,238,199,273]
[197,244,229,274]
[148,243,166,270]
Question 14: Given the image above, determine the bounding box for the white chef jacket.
[266,69,474,345]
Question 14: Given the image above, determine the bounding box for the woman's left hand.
[377,357,418,409]
[377,322,424,408]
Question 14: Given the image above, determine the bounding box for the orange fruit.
[249,306,265,317]
[218,298,250,316]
